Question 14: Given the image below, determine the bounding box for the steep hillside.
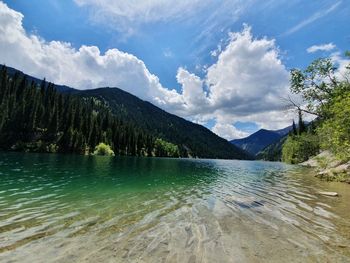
[1,66,251,160]
[230,129,283,156]
[73,88,252,159]
[256,136,287,161]
[6,66,73,92]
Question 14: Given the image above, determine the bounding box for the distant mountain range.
[4,66,252,160]
[230,126,292,156]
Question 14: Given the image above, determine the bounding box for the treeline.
[75,88,251,160]
[0,65,179,157]
[282,54,350,164]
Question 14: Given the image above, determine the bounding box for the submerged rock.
[225,196,265,208]
[318,191,338,197]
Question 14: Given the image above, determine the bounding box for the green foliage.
[290,58,337,117]
[314,156,329,169]
[316,170,350,183]
[297,110,306,135]
[317,89,350,161]
[154,138,180,157]
[256,136,286,161]
[93,143,115,156]
[0,65,157,156]
[292,121,297,136]
[77,88,251,160]
[282,134,320,164]
[47,143,58,153]
[286,52,350,163]
[0,65,250,160]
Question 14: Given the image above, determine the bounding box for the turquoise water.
[0,152,349,262]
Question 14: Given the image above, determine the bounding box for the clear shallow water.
[0,152,349,263]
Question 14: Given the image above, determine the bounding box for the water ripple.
[0,154,349,262]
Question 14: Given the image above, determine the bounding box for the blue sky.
[1,0,349,139]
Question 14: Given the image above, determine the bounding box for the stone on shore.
[318,191,338,197]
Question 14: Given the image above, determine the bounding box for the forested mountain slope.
[0,65,251,159]
[72,88,252,159]
[230,128,289,156]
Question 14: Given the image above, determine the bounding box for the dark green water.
[0,152,349,262]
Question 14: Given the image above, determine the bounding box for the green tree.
[317,89,350,160]
[154,138,180,157]
[284,52,350,163]
[292,120,297,135]
[297,110,305,135]
[290,58,338,117]
[282,134,320,164]
[93,142,115,156]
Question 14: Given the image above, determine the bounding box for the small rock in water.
[318,191,338,197]
[338,244,348,248]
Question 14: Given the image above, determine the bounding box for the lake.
[0,152,349,262]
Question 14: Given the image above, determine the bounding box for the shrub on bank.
[93,143,115,156]
[282,134,320,164]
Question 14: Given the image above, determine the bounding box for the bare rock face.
[333,162,350,173]
[300,158,319,168]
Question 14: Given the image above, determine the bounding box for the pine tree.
[292,120,297,135]
[298,110,306,135]
[0,65,166,157]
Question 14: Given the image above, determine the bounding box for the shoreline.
[300,151,350,184]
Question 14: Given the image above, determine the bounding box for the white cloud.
[173,26,293,138]
[0,1,184,108]
[0,2,296,140]
[284,1,342,36]
[330,52,350,82]
[212,122,249,140]
[176,68,209,114]
[206,26,290,115]
[307,43,336,53]
[74,0,209,34]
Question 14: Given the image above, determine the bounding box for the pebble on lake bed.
[318,191,338,197]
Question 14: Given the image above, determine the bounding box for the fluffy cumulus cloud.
[212,123,249,141]
[206,26,290,114]
[307,43,336,53]
[0,1,184,107]
[175,26,293,139]
[0,2,296,140]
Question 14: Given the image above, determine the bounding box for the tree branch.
[283,96,322,117]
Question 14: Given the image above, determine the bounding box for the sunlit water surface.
[0,152,349,262]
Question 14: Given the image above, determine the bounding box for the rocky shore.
[300,151,350,183]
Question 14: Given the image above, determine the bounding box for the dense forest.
[0,65,250,159]
[73,88,251,159]
[0,65,180,157]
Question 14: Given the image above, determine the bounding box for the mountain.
[0,65,251,160]
[230,126,292,156]
[273,126,293,137]
[70,87,252,159]
[6,66,73,92]
[256,136,288,161]
[256,121,312,161]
